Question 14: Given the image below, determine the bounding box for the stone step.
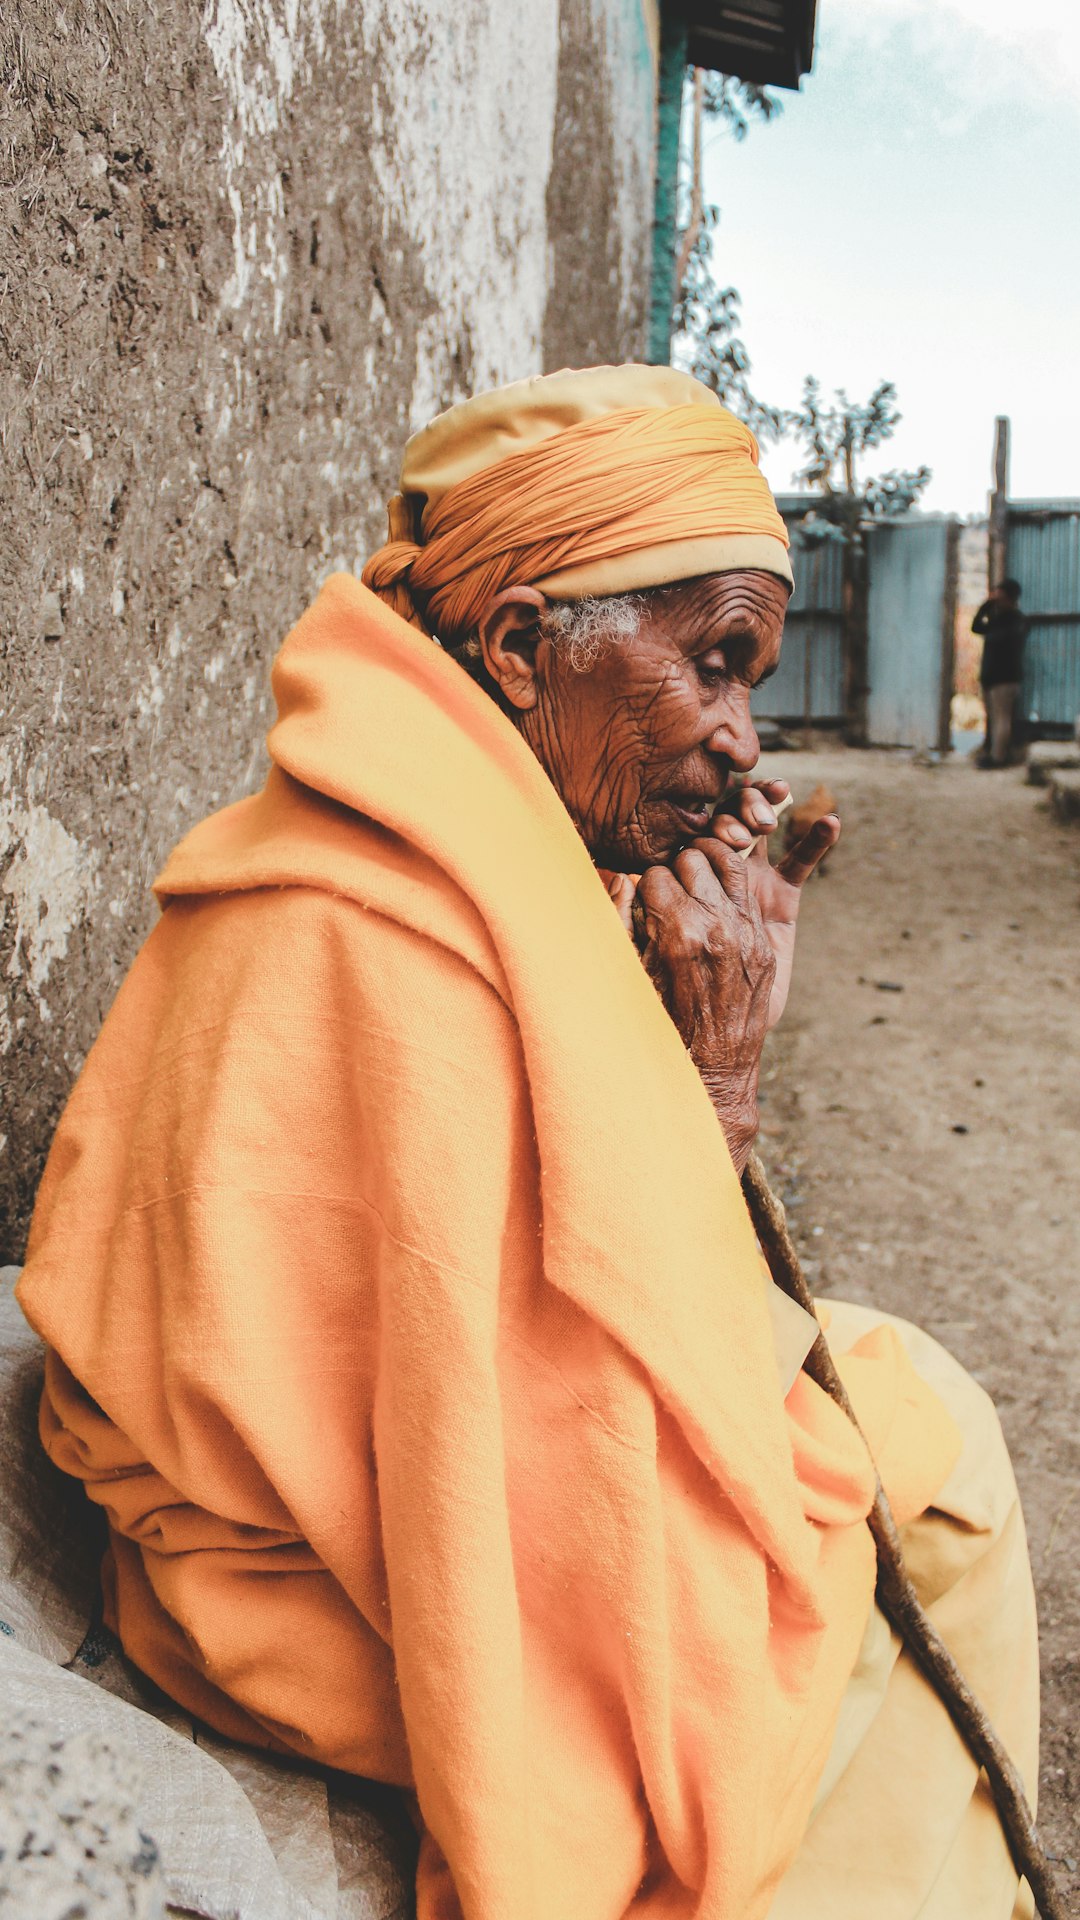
[1049,768,1080,822]
[1026,740,1080,786]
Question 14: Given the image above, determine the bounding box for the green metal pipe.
[647,4,688,367]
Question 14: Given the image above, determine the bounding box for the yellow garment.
[773,1301,1039,1920]
[18,576,968,1920]
[361,364,792,643]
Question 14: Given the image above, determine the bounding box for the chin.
[587,830,672,875]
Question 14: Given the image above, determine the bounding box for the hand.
[631,840,775,1173]
[697,780,839,1029]
[603,870,638,935]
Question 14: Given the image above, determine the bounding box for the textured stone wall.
[0,0,658,1256]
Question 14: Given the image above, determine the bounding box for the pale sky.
[701,0,1080,515]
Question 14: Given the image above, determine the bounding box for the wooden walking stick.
[741,1152,1066,1920]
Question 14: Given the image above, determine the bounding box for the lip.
[665,797,718,832]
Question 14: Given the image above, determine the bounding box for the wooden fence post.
[842,514,869,745]
[938,518,961,753]
[988,415,1010,590]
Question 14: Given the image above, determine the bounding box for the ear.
[476,585,550,711]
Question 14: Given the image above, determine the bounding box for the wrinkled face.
[515,571,788,871]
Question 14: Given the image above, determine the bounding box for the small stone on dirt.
[39,591,63,639]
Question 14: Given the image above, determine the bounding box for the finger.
[636,863,692,917]
[740,777,790,813]
[679,838,752,912]
[638,862,690,903]
[670,847,730,912]
[605,871,638,936]
[776,814,841,888]
[715,784,782,836]
[704,812,755,853]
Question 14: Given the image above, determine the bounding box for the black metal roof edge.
[684,0,817,90]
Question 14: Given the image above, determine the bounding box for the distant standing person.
[973,577,1028,766]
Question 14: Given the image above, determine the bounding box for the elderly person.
[18,368,1037,1920]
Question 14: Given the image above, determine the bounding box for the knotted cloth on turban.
[361,364,792,647]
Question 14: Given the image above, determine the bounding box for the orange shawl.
[18,577,957,1920]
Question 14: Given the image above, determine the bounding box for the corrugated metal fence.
[755,500,958,748]
[865,514,958,753]
[1006,500,1080,733]
[754,492,1080,742]
[752,498,846,726]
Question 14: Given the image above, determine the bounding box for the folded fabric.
[19,577,962,1920]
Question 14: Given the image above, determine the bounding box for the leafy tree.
[786,376,931,521]
[670,72,784,436]
[669,79,933,744]
[701,72,781,142]
[671,79,932,524]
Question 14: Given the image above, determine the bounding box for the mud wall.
[0,0,658,1257]
[954,520,990,699]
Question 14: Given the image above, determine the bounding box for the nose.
[706,690,760,774]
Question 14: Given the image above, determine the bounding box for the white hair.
[538,593,647,670]
[453,589,654,675]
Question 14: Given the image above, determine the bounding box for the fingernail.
[728,825,752,846]
[751,805,775,827]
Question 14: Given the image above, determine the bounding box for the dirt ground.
[753,742,1080,1893]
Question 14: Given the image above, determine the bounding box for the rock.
[39,591,64,640]
[1049,768,1080,822]
[0,1718,166,1917]
[1026,740,1080,786]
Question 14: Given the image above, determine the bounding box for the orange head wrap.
[361,364,791,647]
